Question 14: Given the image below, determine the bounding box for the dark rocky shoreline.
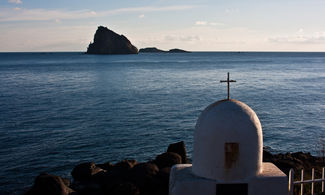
[25,142,325,195]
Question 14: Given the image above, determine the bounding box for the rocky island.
[85,26,189,55]
[86,26,138,55]
[168,48,189,53]
[139,47,165,53]
[139,47,189,53]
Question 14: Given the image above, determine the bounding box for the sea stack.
[86,26,138,54]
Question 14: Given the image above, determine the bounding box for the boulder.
[129,163,159,189]
[273,159,304,175]
[292,152,315,163]
[100,160,137,194]
[156,167,170,184]
[114,159,137,170]
[150,167,171,195]
[70,181,103,195]
[167,141,188,163]
[263,149,274,162]
[111,182,140,195]
[25,173,74,195]
[62,178,71,188]
[97,161,113,171]
[86,26,138,54]
[154,152,182,169]
[156,167,171,188]
[71,162,103,182]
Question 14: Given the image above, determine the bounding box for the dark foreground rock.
[25,142,325,195]
[86,26,138,55]
[71,162,103,182]
[25,142,184,195]
[264,150,325,195]
[154,152,182,169]
[25,173,75,195]
[263,150,324,175]
[167,141,188,163]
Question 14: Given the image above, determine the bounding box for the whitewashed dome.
[192,99,263,181]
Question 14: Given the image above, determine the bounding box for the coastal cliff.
[25,142,325,195]
[86,26,138,55]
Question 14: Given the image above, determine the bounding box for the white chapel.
[169,73,288,195]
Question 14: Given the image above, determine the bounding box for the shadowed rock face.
[25,173,74,195]
[87,26,138,54]
[71,162,103,182]
[167,141,188,163]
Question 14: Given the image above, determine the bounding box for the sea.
[0,52,325,193]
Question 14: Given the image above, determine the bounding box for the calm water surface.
[0,52,325,193]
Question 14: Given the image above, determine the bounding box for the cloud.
[0,5,195,22]
[269,36,325,44]
[165,35,200,42]
[0,8,99,22]
[139,14,145,18]
[195,21,207,25]
[225,8,239,14]
[195,21,224,26]
[8,0,22,4]
[269,31,325,44]
[209,22,224,26]
[107,5,195,14]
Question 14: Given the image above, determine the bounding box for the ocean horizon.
[1,51,325,193]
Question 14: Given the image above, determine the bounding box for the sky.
[1,0,325,52]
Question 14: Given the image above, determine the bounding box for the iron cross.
[220,72,236,100]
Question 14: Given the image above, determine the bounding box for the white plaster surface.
[169,163,288,195]
[192,99,263,181]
